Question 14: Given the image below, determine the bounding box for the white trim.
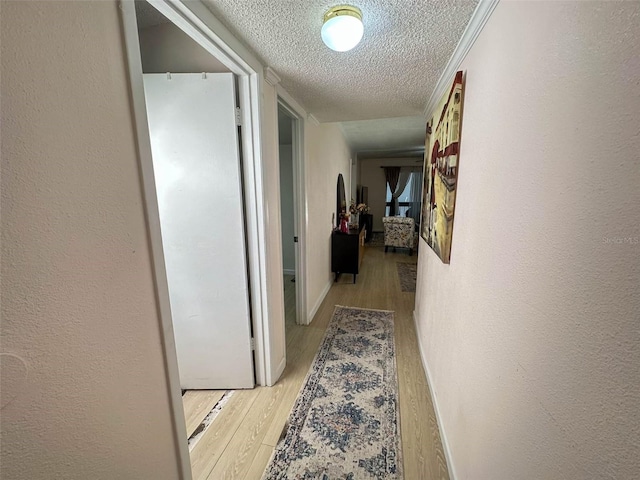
[413,310,458,480]
[423,0,499,117]
[273,356,287,384]
[145,0,272,388]
[283,268,296,276]
[308,280,332,325]
[239,72,269,388]
[152,0,262,74]
[264,67,281,86]
[277,87,308,118]
[125,0,273,388]
[276,87,309,327]
[119,2,191,478]
[307,113,320,126]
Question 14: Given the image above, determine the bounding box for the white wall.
[350,157,358,206]
[138,22,229,73]
[359,157,422,231]
[1,2,181,478]
[279,143,295,273]
[415,2,640,479]
[305,122,352,320]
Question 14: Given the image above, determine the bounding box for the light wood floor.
[184,246,450,480]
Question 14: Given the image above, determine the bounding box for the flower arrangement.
[349,199,369,214]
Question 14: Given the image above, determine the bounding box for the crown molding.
[423,0,499,118]
[307,114,320,126]
[264,67,281,86]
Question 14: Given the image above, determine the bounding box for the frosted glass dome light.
[321,6,364,52]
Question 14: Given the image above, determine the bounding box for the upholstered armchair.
[382,216,418,256]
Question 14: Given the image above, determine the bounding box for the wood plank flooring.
[183,390,226,438]
[184,246,450,480]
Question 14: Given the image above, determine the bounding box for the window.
[385,173,414,217]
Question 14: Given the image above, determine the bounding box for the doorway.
[278,106,297,326]
[144,71,255,389]
[134,1,254,389]
[121,0,274,477]
[277,99,306,325]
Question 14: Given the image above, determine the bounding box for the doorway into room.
[121,1,277,477]
[133,0,255,391]
[278,106,297,326]
[277,100,306,326]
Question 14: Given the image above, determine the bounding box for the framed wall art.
[420,70,464,264]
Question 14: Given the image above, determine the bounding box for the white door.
[143,73,254,389]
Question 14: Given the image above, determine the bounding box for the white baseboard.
[269,355,287,387]
[307,280,332,325]
[413,310,458,480]
[283,268,295,276]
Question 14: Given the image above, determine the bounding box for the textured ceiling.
[202,0,479,124]
[135,0,479,155]
[340,115,427,158]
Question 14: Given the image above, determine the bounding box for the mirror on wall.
[337,173,346,227]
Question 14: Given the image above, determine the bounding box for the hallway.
[185,247,449,479]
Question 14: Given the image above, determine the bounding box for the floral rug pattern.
[262,306,402,479]
[396,262,417,293]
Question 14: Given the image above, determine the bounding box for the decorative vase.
[340,217,349,233]
[349,213,359,228]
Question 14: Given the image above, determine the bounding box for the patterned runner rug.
[262,306,403,479]
[396,262,417,293]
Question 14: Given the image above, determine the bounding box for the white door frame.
[276,97,307,325]
[120,1,272,477]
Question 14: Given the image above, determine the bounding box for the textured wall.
[305,123,352,320]
[1,2,181,478]
[415,1,640,479]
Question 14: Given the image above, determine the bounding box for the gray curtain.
[391,170,412,216]
[383,167,400,215]
[407,171,423,225]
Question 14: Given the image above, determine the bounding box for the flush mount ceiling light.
[321,5,364,52]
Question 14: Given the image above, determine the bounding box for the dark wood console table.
[331,223,366,283]
[360,214,373,243]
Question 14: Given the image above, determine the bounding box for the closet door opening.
[143,72,254,389]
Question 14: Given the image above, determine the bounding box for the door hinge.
[294,236,298,243]
[235,106,242,126]
[250,337,255,351]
